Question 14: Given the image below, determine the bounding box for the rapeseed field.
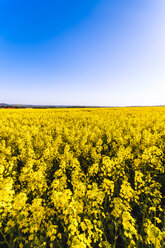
[0,107,164,247]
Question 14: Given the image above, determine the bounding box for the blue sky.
[0,0,165,106]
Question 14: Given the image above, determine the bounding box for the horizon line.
[1,103,165,108]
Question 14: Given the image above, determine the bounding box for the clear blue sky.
[0,0,165,106]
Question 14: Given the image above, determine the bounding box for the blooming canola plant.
[0,107,164,247]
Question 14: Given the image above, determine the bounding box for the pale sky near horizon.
[0,0,165,106]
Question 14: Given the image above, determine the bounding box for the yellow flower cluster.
[0,107,165,247]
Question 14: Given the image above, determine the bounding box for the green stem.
[57,239,63,248]
[136,195,148,248]
[154,206,157,248]
[0,229,11,247]
[113,222,117,248]
[98,210,111,247]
